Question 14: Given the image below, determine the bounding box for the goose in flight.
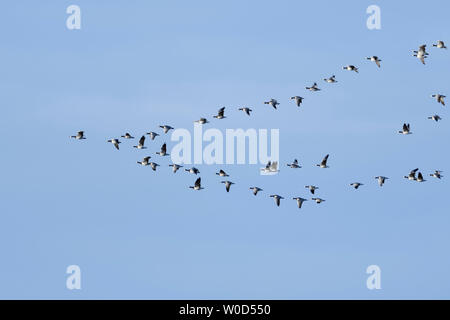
[317,154,329,168]
[238,107,252,116]
[399,123,412,135]
[185,167,200,175]
[107,138,121,150]
[71,131,86,140]
[264,99,280,109]
[413,45,429,64]
[305,185,318,194]
[323,75,337,83]
[312,197,325,204]
[306,82,320,91]
[121,133,134,139]
[250,187,263,196]
[221,180,234,192]
[433,40,447,49]
[156,143,169,156]
[270,194,284,207]
[375,176,388,186]
[343,65,359,73]
[290,96,304,107]
[416,172,426,182]
[404,168,419,181]
[169,163,183,173]
[287,159,301,168]
[213,107,226,119]
[431,94,446,106]
[133,136,147,149]
[366,56,382,68]
[216,169,229,177]
[430,170,443,179]
[261,161,279,174]
[194,118,209,125]
[149,162,160,171]
[350,182,364,189]
[137,156,151,166]
[146,131,159,140]
[293,197,307,209]
[189,177,203,190]
[428,114,442,122]
[159,125,174,134]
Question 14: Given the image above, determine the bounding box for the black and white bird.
[216,169,229,177]
[270,194,284,207]
[287,159,301,168]
[428,114,442,122]
[433,40,447,49]
[121,133,134,139]
[250,187,263,196]
[149,162,160,171]
[293,197,307,209]
[305,185,318,194]
[156,143,169,156]
[312,197,325,204]
[290,96,304,107]
[213,107,226,119]
[264,99,280,109]
[375,176,389,186]
[366,56,382,68]
[404,168,419,181]
[185,167,200,175]
[159,125,174,134]
[107,138,121,150]
[137,156,151,166]
[71,131,86,140]
[189,177,203,190]
[194,118,209,124]
[133,136,147,149]
[221,180,234,192]
[169,164,183,173]
[430,170,443,179]
[350,182,364,189]
[343,65,359,73]
[431,94,446,106]
[399,123,412,135]
[416,172,426,182]
[317,154,329,168]
[238,107,252,116]
[413,45,429,64]
[306,82,320,91]
[261,161,279,174]
[323,75,337,83]
[146,131,159,140]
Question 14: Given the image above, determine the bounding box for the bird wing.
[218,107,225,117]
[321,154,329,166]
[139,135,145,147]
[195,178,201,188]
[161,143,167,154]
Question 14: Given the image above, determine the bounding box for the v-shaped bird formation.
[71,40,446,209]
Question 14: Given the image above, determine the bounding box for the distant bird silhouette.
[293,197,307,208]
[133,136,147,149]
[290,96,304,107]
[160,125,174,134]
[287,159,301,168]
[305,185,318,194]
[413,45,429,64]
[194,118,209,124]
[343,65,359,73]
[312,197,325,204]
[270,194,284,207]
[323,75,337,83]
[416,172,426,182]
[375,176,388,186]
[189,177,203,190]
[107,138,121,150]
[149,162,159,171]
[137,156,151,166]
[213,107,226,119]
[317,154,329,168]
[306,82,320,91]
[404,168,419,181]
[431,94,446,106]
[146,131,159,140]
[185,167,200,175]
[169,164,183,173]
[430,170,443,179]
[428,114,442,122]
[366,56,382,68]
[250,187,263,196]
[264,99,279,109]
[71,131,86,140]
[221,180,234,192]
[433,40,447,49]
[238,107,252,116]
[216,169,229,177]
[350,182,364,189]
[156,143,169,156]
[399,123,412,135]
[121,133,134,139]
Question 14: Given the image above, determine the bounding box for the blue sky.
[1,0,449,299]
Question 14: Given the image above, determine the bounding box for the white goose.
[343,65,359,73]
[169,164,183,173]
[71,131,86,140]
[249,187,263,196]
[264,99,280,109]
[159,125,174,134]
[189,177,203,190]
[270,194,284,207]
[133,136,147,149]
[107,138,121,150]
[213,107,226,119]
[290,96,304,107]
[293,197,307,209]
[306,82,320,91]
[375,176,388,186]
[431,94,446,106]
[221,180,234,192]
[366,56,381,68]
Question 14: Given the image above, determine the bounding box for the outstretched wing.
[195,177,201,188]
[161,143,167,154]
[218,107,225,117]
[139,135,145,147]
[321,154,329,166]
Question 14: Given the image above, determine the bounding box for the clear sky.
[1,0,449,299]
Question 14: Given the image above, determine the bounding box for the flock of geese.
[70,41,446,209]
